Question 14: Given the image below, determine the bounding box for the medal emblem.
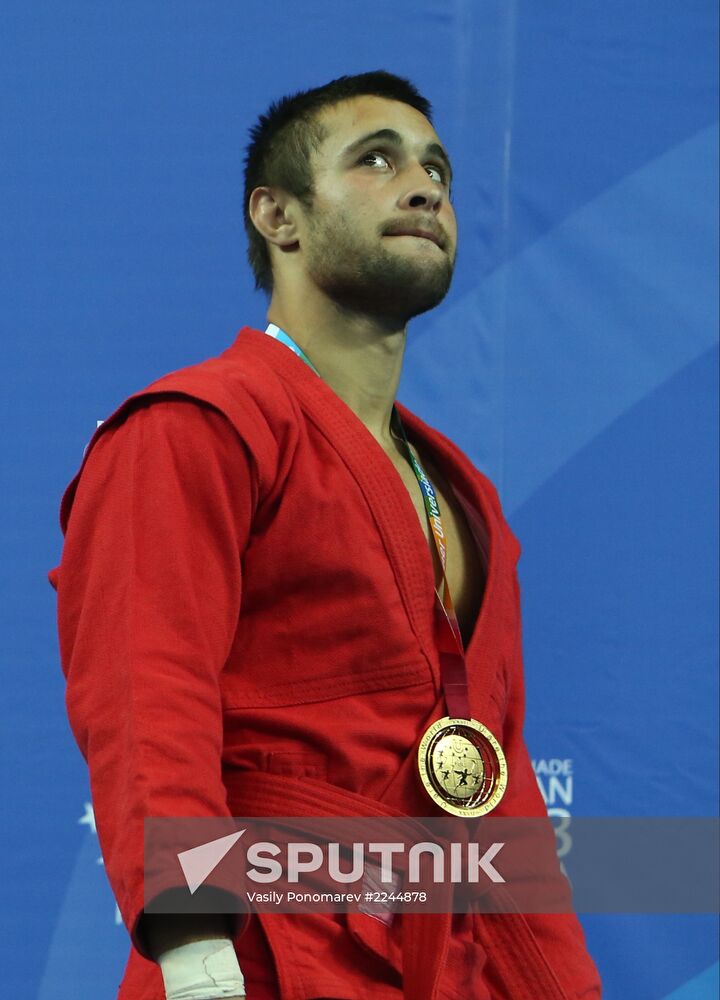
[418,717,508,817]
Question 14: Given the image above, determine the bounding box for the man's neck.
[267,292,408,449]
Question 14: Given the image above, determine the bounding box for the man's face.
[295,95,458,322]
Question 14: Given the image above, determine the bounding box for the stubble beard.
[304,211,455,323]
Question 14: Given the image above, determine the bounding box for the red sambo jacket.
[49,326,602,1000]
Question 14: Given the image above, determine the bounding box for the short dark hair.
[243,70,433,293]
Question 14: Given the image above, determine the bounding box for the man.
[50,71,601,999]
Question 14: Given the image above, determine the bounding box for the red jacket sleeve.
[53,398,254,957]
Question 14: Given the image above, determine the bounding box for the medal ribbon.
[264,324,472,721]
[389,409,471,721]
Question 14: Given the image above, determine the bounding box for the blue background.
[2,2,717,997]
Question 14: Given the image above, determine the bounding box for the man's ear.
[248,187,300,248]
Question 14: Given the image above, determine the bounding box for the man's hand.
[142,912,245,1000]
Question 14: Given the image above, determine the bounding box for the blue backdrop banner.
[2,2,717,998]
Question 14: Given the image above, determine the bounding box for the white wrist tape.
[157,937,245,1000]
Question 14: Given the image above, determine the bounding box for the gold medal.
[417,717,508,817]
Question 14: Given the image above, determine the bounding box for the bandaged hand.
[157,937,246,999]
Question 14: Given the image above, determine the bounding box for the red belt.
[225,769,570,1000]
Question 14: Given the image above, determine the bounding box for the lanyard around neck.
[263,323,472,719]
[265,323,320,375]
